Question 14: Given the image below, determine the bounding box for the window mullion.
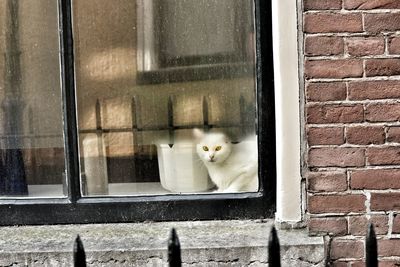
[59,0,80,202]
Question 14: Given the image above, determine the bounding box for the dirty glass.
[74,0,258,196]
[0,0,66,198]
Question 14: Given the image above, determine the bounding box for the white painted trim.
[272,0,302,223]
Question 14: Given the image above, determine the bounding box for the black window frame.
[0,0,275,226]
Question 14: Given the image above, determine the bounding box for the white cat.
[193,129,259,193]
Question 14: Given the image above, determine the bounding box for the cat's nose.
[209,155,214,160]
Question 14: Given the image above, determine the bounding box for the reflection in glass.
[0,0,65,197]
[74,0,257,196]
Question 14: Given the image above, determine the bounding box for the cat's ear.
[193,128,204,140]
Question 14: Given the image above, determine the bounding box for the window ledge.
[0,220,324,266]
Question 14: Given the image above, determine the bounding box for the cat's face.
[194,129,232,164]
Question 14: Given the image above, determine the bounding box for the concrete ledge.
[0,220,324,266]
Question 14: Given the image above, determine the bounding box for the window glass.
[0,0,66,198]
[74,0,258,196]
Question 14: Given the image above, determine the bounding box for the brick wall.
[303,0,400,265]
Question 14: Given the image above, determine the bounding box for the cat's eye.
[203,146,209,151]
[215,146,222,151]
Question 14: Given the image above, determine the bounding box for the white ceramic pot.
[157,143,213,193]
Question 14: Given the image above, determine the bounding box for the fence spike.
[366,223,378,267]
[74,235,87,267]
[168,228,182,267]
[268,226,281,267]
[167,96,174,147]
[202,96,209,132]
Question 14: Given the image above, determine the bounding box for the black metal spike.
[95,99,102,131]
[268,226,281,267]
[168,96,174,147]
[202,96,209,132]
[74,235,87,267]
[366,223,378,267]
[168,228,182,267]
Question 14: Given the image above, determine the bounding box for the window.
[0,0,275,225]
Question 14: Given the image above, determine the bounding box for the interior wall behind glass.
[73,0,257,196]
[0,0,65,196]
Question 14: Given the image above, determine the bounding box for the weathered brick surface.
[309,217,348,236]
[346,37,385,57]
[365,103,400,122]
[364,13,400,33]
[308,194,366,214]
[351,169,400,190]
[304,0,343,10]
[306,82,347,102]
[388,36,400,55]
[348,261,400,267]
[304,13,363,33]
[308,171,347,192]
[387,127,400,143]
[330,239,364,259]
[307,104,364,124]
[309,147,365,167]
[307,127,344,145]
[367,147,400,165]
[348,80,400,100]
[378,239,400,257]
[392,213,400,233]
[370,193,400,211]
[346,126,385,145]
[344,0,400,9]
[348,215,388,235]
[303,1,400,264]
[305,36,344,56]
[389,37,400,54]
[365,59,400,77]
[305,59,363,79]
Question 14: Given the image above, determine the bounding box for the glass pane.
[0,0,66,198]
[74,0,258,196]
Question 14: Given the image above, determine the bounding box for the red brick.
[379,261,400,267]
[365,59,400,77]
[348,215,388,235]
[309,147,365,167]
[346,126,385,145]
[344,0,400,9]
[351,169,400,190]
[332,262,349,267]
[304,13,363,33]
[307,104,364,124]
[348,261,395,267]
[392,213,400,233]
[349,262,399,267]
[308,171,348,192]
[305,36,344,56]
[306,82,347,102]
[330,239,364,259]
[348,80,400,100]
[388,127,400,143]
[308,194,366,213]
[305,59,363,79]
[304,0,343,10]
[346,37,385,57]
[365,103,400,122]
[371,193,400,210]
[367,147,400,165]
[307,127,345,146]
[378,239,400,257]
[389,37,400,54]
[365,13,400,33]
[350,262,364,267]
[309,217,348,236]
